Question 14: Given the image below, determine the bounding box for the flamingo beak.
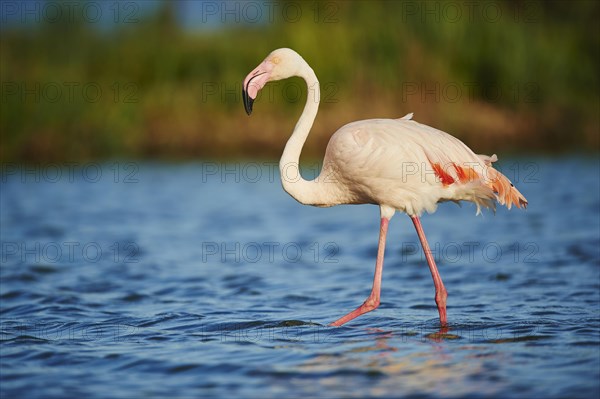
[242,87,254,115]
[242,61,273,116]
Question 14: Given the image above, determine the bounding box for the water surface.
[1,157,599,398]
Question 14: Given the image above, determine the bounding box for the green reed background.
[1,0,598,162]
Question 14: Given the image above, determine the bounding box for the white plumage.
[242,48,527,327]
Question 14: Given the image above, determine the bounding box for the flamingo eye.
[271,56,281,64]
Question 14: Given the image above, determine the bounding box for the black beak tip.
[242,88,254,116]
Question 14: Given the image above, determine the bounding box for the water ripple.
[1,158,598,399]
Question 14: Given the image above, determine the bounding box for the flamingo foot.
[436,289,448,326]
[329,296,380,327]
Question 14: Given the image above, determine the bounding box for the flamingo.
[242,48,527,327]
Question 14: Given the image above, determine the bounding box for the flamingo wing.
[323,115,528,215]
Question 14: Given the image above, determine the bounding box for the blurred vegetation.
[1,0,598,162]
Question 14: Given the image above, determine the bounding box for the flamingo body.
[318,115,526,216]
[242,48,527,327]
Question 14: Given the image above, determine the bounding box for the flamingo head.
[242,48,305,115]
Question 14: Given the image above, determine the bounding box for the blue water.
[1,157,599,399]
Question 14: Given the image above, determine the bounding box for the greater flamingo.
[242,48,527,327]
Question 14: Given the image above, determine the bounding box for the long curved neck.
[279,64,330,205]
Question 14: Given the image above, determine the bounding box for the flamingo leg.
[410,216,448,326]
[330,217,389,327]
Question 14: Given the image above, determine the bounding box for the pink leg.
[330,217,389,327]
[410,216,448,326]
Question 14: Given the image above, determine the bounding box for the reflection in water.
[295,325,507,398]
